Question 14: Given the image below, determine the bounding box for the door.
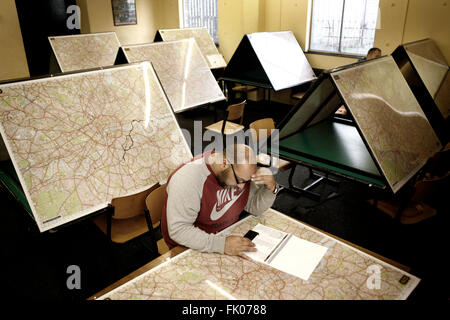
[15,0,80,77]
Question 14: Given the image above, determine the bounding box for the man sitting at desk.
[161,144,280,258]
[366,47,382,60]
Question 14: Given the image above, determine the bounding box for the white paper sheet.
[270,235,328,281]
[244,223,328,281]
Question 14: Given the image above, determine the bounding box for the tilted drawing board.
[154,28,226,69]
[221,31,316,91]
[392,38,449,143]
[117,39,225,113]
[0,62,192,232]
[278,56,442,193]
[49,32,121,73]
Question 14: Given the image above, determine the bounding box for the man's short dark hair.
[367,47,381,55]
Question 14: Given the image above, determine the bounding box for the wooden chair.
[93,185,158,244]
[249,118,338,201]
[205,100,246,135]
[249,118,293,172]
[145,184,169,255]
[249,118,276,144]
[291,91,306,100]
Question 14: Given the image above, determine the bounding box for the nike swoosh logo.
[210,188,245,221]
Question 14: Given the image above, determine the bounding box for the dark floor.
[0,100,448,300]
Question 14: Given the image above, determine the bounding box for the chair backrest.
[249,118,275,143]
[145,183,167,226]
[111,184,159,220]
[226,100,246,124]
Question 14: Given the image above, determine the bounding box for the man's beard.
[216,167,231,188]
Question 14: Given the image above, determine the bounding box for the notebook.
[244,223,328,281]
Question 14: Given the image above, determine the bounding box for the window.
[182,0,219,44]
[309,0,379,56]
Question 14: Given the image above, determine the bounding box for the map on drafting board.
[0,63,192,232]
[403,39,450,119]
[49,32,121,72]
[222,31,316,91]
[97,209,420,300]
[121,39,225,113]
[155,28,226,69]
[332,56,442,193]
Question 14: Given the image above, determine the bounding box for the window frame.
[179,0,219,45]
[307,0,377,58]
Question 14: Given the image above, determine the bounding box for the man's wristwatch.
[272,183,280,195]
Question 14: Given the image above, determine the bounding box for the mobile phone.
[243,230,259,241]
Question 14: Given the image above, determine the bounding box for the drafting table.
[0,63,192,232]
[48,32,121,73]
[220,31,316,103]
[273,56,441,197]
[90,208,419,300]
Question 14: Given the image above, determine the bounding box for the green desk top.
[276,120,386,187]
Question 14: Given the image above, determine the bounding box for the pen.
[264,233,288,263]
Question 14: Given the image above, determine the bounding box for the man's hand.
[251,167,276,192]
[224,235,256,259]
